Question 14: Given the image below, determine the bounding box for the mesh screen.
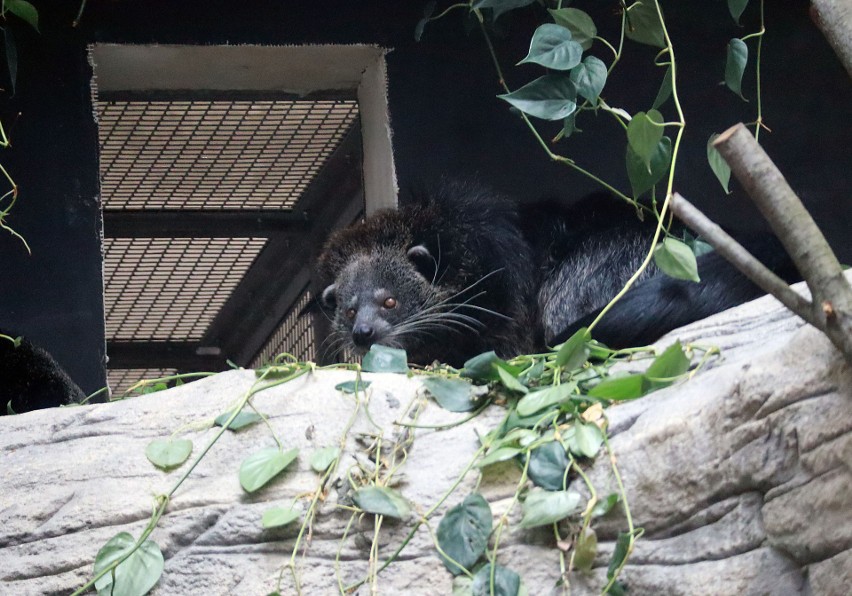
[103,237,267,341]
[107,368,178,396]
[251,289,315,367]
[97,99,359,210]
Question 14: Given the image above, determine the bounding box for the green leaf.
[214,410,263,431]
[423,376,482,412]
[592,493,621,517]
[471,0,535,20]
[239,447,298,493]
[725,38,749,100]
[462,351,503,382]
[477,446,522,468]
[728,0,750,25]
[497,366,529,394]
[561,112,577,139]
[334,379,372,394]
[519,359,546,383]
[519,489,582,528]
[4,27,17,95]
[5,0,39,33]
[453,576,474,596]
[654,237,701,282]
[588,374,649,400]
[471,563,521,596]
[569,56,607,105]
[625,1,665,48]
[683,231,714,257]
[6,400,16,415]
[145,439,192,471]
[436,493,493,575]
[310,446,340,473]
[362,344,409,373]
[608,532,632,578]
[573,527,598,572]
[548,8,596,50]
[527,441,570,491]
[353,486,411,519]
[626,110,664,168]
[567,422,603,458]
[518,24,583,71]
[414,1,435,42]
[626,136,672,198]
[93,532,164,596]
[262,505,300,529]
[651,65,672,110]
[645,340,690,389]
[707,133,732,193]
[555,327,590,370]
[516,382,578,417]
[497,74,577,121]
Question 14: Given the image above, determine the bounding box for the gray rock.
[1,281,850,595]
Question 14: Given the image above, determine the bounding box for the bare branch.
[712,123,852,364]
[670,193,821,329]
[811,0,852,79]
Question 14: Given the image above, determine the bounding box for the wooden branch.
[711,123,852,364]
[811,0,852,79]
[670,193,821,329]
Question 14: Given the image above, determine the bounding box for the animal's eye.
[345,308,357,319]
[383,297,397,309]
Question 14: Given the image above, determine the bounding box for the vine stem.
[588,0,687,336]
[474,15,640,210]
[600,421,642,594]
[70,367,310,596]
[741,0,767,142]
[344,443,489,592]
[487,455,530,596]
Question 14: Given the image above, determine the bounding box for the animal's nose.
[352,323,375,347]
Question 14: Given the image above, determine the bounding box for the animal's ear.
[407,245,436,280]
[321,284,337,308]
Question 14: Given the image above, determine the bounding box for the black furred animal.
[317,180,538,366]
[1,332,86,414]
[316,181,796,365]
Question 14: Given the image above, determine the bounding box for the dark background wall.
[0,0,849,394]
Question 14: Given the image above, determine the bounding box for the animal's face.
[321,247,441,359]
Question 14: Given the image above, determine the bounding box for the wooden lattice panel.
[103,237,266,341]
[97,99,359,210]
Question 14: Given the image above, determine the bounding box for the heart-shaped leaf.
[240,447,298,493]
[725,38,749,100]
[214,410,263,431]
[471,563,521,596]
[547,7,596,50]
[707,133,732,193]
[654,237,701,282]
[262,505,300,529]
[626,136,672,197]
[516,382,578,417]
[145,439,192,471]
[625,1,665,48]
[423,376,483,412]
[93,532,164,596]
[310,446,340,473]
[519,489,582,528]
[527,441,570,490]
[436,493,493,574]
[362,344,409,373]
[627,110,665,168]
[498,75,577,121]
[353,486,411,519]
[518,24,583,71]
[569,56,607,105]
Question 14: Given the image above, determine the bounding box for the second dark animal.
[316,180,795,366]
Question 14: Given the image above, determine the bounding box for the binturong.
[316,180,538,367]
[316,179,798,367]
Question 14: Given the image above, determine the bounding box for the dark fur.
[317,181,798,364]
[0,332,86,414]
[317,180,537,366]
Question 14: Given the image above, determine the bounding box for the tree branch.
[811,0,852,79]
[709,123,852,364]
[669,193,821,329]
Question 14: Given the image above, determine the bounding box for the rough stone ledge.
[1,279,850,595]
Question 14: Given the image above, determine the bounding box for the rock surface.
[1,284,850,595]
